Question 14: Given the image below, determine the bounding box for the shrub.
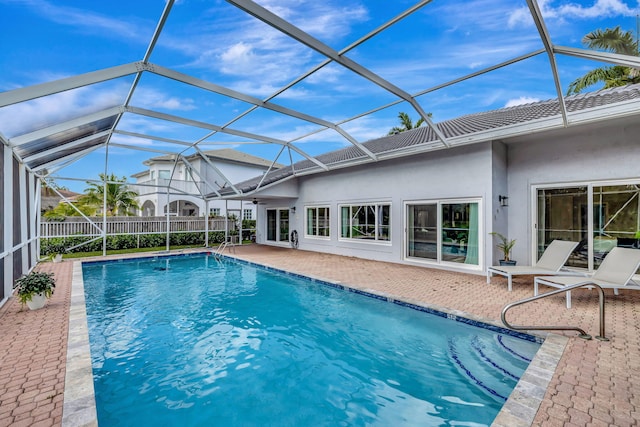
[15,271,56,306]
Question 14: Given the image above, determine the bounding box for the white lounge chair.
[534,246,640,308]
[487,240,580,291]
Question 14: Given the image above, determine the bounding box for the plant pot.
[53,254,63,263]
[499,260,517,266]
[26,293,47,310]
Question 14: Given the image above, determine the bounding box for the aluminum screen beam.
[0,63,141,108]
[192,147,238,195]
[526,0,568,127]
[127,106,329,171]
[149,64,376,160]
[195,1,434,161]
[109,1,177,150]
[554,45,640,69]
[226,0,449,147]
[113,130,195,148]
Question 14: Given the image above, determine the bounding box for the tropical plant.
[43,200,96,219]
[15,271,56,306]
[489,232,516,262]
[567,26,640,95]
[388,112,432,135]
[80,173,140,216]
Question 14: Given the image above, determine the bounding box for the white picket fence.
[40,216,232,238]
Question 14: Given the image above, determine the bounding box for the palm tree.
[80,173,139,216]
[566,26,640,95]
[388,112,431,135]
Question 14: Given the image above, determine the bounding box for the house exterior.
[131,149,282,220]
[224,85,640,276]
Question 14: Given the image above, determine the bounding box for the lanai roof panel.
[13,116,117,160]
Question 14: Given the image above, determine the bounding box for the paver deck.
[1,245,639,426]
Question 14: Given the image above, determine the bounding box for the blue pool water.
[82,254,541,426]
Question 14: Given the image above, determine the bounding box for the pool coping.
[62,252,567,427]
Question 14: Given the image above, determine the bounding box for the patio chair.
[487,240,580,291]
[534,246,640,308]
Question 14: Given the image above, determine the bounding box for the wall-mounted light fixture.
[499,195,509,207]
[291,206,296,213]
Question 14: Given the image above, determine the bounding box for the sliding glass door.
[536,182,640,271]
[536,187,588,268]
[266,208,290,243]
[406,200,481,267]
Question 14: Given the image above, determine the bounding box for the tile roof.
[220,84,640,197]
[143,148,284,169]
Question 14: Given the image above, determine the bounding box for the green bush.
[40,230,224,256]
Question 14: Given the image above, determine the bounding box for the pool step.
[447,334,536,401]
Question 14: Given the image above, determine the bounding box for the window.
[406,200,481,267]
[537,182,640,271]
[306,206,330,237]
[340,203,390,242]
[158,170,171,180]
[243,209,253,220]
[209,208,221,216]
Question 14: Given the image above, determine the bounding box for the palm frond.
[582,26,638,56]
[566,65,630,95]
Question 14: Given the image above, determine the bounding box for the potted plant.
[490,232,516,265]
[15,271,56,310]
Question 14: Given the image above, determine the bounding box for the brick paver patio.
[1,245,639,426]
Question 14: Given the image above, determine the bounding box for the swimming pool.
[82,254,541,426]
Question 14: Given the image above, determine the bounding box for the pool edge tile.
[491,333,568,427]
[62,261,98,427]
[70,251,563,427]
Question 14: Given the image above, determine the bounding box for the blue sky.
[1,0,639,192]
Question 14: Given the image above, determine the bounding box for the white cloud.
[508,0,639,28]
[504,96,540,107]
[7,0,151,40]
[167,0,370,91]
[132,88,196,111]
[256,0,369,41]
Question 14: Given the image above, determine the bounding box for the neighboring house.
[222,84,640,276]
[131,149,282,219]
[40,188,80,214]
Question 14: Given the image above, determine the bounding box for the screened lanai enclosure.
[3,0,640,303]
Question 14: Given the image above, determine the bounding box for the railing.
[501,283,609,341]
[40,216,230,238]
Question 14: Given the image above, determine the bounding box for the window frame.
[266,208,290,244]
[533,178,640,273]
[305,205,331,239]
[338,202,391,244]
[403,198,483,270]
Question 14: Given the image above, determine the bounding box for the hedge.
[40,231,229,255]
